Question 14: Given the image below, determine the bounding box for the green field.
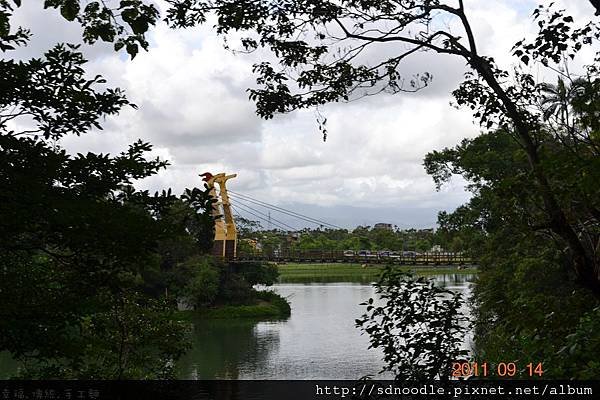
[276,263,477,283]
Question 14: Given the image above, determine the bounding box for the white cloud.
[10,0,598,228]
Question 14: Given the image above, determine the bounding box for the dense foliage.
[0,22,290,378]
[423,11,600,376]
[171,257,282,310]
[426,124,599,377]
[0,3,220,378]
[357,268,468,380]
[237,225,450,254]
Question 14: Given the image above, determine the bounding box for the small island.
[173,259,291,320]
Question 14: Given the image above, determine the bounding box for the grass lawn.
[276,263,477,283]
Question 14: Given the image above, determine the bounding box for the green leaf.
[126,42,138,59]
[0,13,10,37]
[121,8,138,22]
[60,0,80,21]
[130,18,149,35]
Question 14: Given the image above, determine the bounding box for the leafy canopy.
[0,2,217,378]
[356,268,469,380]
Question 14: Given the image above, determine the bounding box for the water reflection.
[176,318,282,379]
[178,274,475,379]
[0,352,19,379]
[429,273,476,286]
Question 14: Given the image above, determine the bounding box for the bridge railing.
[235,249,475,265]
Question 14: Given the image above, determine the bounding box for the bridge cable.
[236,201,298,231]
[229,192,317,230]
[230,204,294,233]
[230,203,288,232]
[228,190,343,229]
[228,190,340,229]
[230,201,298,232]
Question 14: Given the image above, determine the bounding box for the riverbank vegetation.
[357,268,469,380]
[422,9,600,379]
[0,44,203,376]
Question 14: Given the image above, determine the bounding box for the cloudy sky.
[9,1,597,229]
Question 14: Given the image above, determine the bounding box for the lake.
[176,273,475,379]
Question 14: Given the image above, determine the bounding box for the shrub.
[356,267,469,380]
[256,290,291,317]
[182,257,221,308]
[234,262,279,286]
[217,273,253,305]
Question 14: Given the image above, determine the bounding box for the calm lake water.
[0,274,474,379]
[176,274,475,380]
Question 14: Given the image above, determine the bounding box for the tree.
[0,4,218,378]
[0,47,192,376]
[538,77,585,124]
[181,257,221,308]
[591,0,600,16]
[356,268,468,380]
[234,216,263,238]
[7,2,596,295]
[159,1,600,296]
[0,0,160,57]
[424,93,599,376]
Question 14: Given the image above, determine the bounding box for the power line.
[228,190,343,229]
[229,192,308,226]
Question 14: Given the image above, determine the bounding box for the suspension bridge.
[202,172,475,266]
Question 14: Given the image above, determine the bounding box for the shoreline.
[277,263,477,283]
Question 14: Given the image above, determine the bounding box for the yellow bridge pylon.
[201,172,237,259]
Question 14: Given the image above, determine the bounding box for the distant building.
[374,223,394,231]
[430,244,443,252]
